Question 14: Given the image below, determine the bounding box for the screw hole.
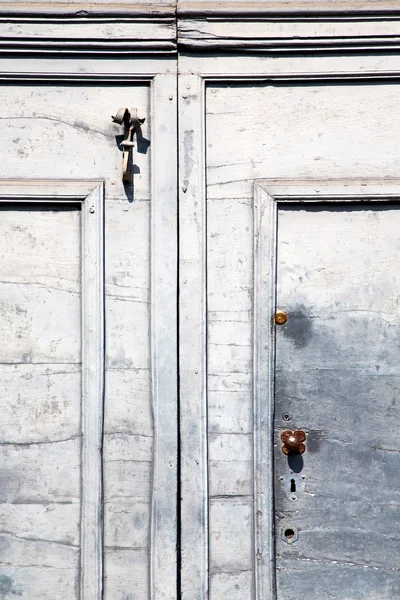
[284,528,295,539]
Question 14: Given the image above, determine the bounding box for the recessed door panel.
[0,204,81,599]
[274,203,400,599]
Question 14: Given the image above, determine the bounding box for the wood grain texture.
[253,186,277,600]
[207,83,400,200]
[178,16,400,52]
[204,81,253,600]
[0,64,177,600]
[0,1,175,14]
[204,71,400,600]
[104,548,149,599]
[206,191,254,598]
[179,71,209,600]
[0,365,80,443]
[209,497,253,573]
[0,17,176,54]
[0,85,150,201]
[1,0,400,18]
[250,180,400,600]
[178,0,400,16]
[81,184,104,600]
[150,72,178,600]
[0,203,82,599]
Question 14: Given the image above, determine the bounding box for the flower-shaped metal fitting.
[281,429,306,455]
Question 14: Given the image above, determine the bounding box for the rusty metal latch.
[112,108,145,183]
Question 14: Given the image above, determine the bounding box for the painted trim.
[150,72,179,600]
[2,0,399,18]
[0,179,105,600]
[253,178,400,600]
[0,73,157,83]
[179,72,209,600]
[178,36,400,54]
[0,3,175,17]
[0,41,177,55]
[178,0,400,17]
[199,71,400,82]
[81,182,105,600]
[253,184,277,600]
[4,70,400,85]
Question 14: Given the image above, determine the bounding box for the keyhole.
[290,478,296,493]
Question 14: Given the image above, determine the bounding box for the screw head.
[282,413,291,422]
[275,310,288,325]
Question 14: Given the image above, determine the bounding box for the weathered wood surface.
[179,72,209,600]
[2,0,400,17]
[0,207,81,598]
[0,85,150,200]
[179,17,400,52]
[207,83,400,201]
[206,195,253,598]
[0,18,176,54]
[204,76,400,599]
[0,71,178,600]
[275,204,400,598]
[0,1,175,15]
[178,0,400,15]
[0,83,151,596]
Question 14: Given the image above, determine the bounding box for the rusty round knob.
[275,310,288,325]
[281,429,306,455]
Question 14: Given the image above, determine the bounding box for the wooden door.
[0,63,177,600]
[179,54,400,600]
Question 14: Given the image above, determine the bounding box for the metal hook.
[112,107,145,183]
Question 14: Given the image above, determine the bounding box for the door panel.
[193,76,400,600]
[275,203,400,599]
[0,64,177,599]
[0,205,81,599]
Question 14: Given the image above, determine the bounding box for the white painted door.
[179,56,400,600]
[0,63,177,600]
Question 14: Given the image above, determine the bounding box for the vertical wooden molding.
[253,184,277,600]
[150,71,179,600]
[179,70,209,600]
[81,183,105,600]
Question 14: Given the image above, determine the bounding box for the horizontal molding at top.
[0,15,177,54]
[0,2,175,17]
[178,1,400,17]
[1,2,400,55]
[178,16,400,52]
[2,0,400,18]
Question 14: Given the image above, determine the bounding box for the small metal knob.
[281,429,306,455]
[275,310,288,325]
